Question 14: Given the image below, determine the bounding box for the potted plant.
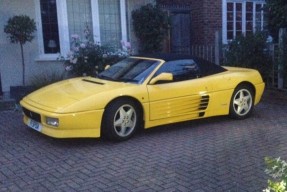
[4,15,36,101]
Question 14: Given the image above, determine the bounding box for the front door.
[170,11,191,54]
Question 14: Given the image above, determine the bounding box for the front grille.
[22,107,41,123]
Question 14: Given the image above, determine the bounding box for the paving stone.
[0,90,287,191]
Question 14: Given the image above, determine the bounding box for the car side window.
[154,59,201,83]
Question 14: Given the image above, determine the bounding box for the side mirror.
[149,73,173,85]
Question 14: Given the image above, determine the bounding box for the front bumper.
[254,82,265,105]
[20,100,104,138]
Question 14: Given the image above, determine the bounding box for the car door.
[147,59,212,121]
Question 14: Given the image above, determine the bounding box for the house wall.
[0,0,155,93]
[183,0,222,45]
[0,0,64,93]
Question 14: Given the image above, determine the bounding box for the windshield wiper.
[120,78,138,83]
[97,74,117,81]
[98,74,138,83]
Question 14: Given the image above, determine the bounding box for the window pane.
[246,13,253,21]
[255,4,264,31]
[235,3,242,35]
[67,0,93,42]
[227,31,233,40]
[245,2,254,33]
[236,12,242,21]
[227,21,233,31]
[236,3,242,11]
[236,22,242,30]
[246,21,253,31]
[40,0,60,53]
[227,12,233,20]
[99,0,122,49]
[227,2,234,41]
[256,4,262,11]
[227,2,233,11]
[236,31,242,37]
[246,2,253,12]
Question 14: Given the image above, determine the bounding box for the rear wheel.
[229,85,254,119]
[102,99,141,141]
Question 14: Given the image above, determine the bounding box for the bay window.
[66,0,93,41]
[39,0,60,54]
[223,0,266,44]
[98,0,122,48]
[35,0,127,59]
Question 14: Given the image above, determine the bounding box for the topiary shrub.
[4,15,36,86]
[132,4,169,54]
[223,32,272,81]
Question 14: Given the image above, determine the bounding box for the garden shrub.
[223,32,272,81]
[132,4,169,53]
[61,27,130,77]
[264,157,287,192]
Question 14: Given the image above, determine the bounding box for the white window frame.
[35,0,127,60]
[222,0,266,44]
[34,0,69,60]
[91,0,128,44]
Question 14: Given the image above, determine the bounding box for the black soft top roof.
[135,53,227,76]
[135,53,194,61]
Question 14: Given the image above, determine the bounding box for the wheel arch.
[102,96,145,126]
[229,81,256,119]
[235,81,256,99]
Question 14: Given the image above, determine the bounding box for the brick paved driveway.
[0,90,287,192]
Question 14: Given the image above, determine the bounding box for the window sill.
[35,54,65,62]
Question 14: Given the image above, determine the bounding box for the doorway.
[169,11,191,54]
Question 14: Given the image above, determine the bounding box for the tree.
[4,15,36,86]
[132,4,169,53]
[265,0,287,40]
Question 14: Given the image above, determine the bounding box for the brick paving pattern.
[0,90,287,191]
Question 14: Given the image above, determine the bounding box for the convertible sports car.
[20,54,265,141]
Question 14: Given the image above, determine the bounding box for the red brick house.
[157,0,266,56]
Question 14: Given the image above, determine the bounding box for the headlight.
[46,117,59,127]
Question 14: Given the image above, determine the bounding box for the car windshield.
[97,58,160,84]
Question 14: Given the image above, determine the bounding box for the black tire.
[229,84,254,119]
[102,99,141,141]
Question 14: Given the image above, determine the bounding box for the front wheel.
[102,99,141,141]
[229,85,254,119]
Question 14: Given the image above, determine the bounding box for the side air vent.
[199,95,209,110]
[199,112,205,117]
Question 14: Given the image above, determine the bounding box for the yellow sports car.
[20,55,265,141]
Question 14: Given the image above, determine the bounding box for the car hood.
[22,77,133,112]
